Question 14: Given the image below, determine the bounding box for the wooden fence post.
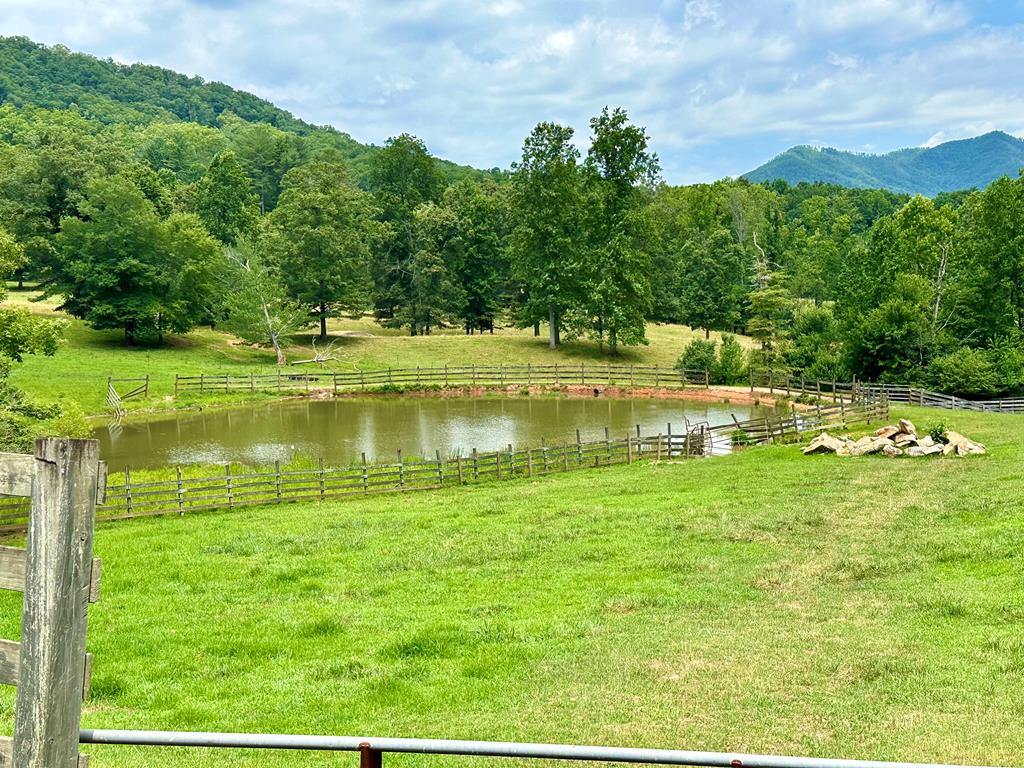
[472,448,479,481]
[175,466,184,516]
[626,434,633,464]
[398,449,404,488]
[456,454,464,485]
[656,433,663,461]
[14,438,100,768]
[318,458,326,501]
[124,466,133,517]
[275,461,282,500]
[226,464,234,509]
[435,450,444,486]
[576,429,583,465]
[361,453,369,493]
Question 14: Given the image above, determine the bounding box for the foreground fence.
[173,363,710,395]
[749,370,1024,414]
[0,398,886,533]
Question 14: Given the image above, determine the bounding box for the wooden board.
[0,453,34,498]
[0,546,100,599]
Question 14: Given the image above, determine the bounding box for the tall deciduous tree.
[509,122,584,349]
[267,157,384,339]
[580,107,660,353]
[191,150,259,245]
[367,134,444,333]
[50,174,222,343]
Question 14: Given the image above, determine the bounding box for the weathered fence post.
[397,449,404,488]
[626,434,633,464]
[318,458,326,501]
[456,453,464,485]
[14,437,101,768]
[225,464,234,509]
[435,450,444,486]
[124,466,133,517]
[361,453,369,494]
[472,448,479,481]
[175,466,184,515]
[576,429,583,465]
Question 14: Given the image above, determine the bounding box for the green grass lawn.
[1,406,1020,767]
[4,287,743,414]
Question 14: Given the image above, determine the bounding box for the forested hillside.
[0,36,498,185]
[2,37,1024,447]
[745,131,1024,196]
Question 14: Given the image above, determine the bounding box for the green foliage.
[190,150,258,245]
[509,121,585,348]
[714,334,748,385]
[50,173,222,342]
[221,236,311,365]
[847,275,932,383]
[927,347,1001,397]
[676,338,717,374]
[267,157,385,338]
[787,303,849,380]
[926,421,949,444]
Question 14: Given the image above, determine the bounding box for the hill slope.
[744,131,1024,195]
[0,36,497,182]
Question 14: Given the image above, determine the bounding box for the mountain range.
[744,131,1024,196]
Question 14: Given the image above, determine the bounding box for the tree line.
[1,99,1023,397]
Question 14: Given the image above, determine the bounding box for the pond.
[94,395,776,472]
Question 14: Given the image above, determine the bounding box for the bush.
[712,335,747,385]
[927,347,1000,397]
[926,422,948,444]
[676,339,717,375]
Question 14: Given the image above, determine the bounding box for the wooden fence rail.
[749,369,1024,414]
[0,399,886,532]
[172,364,710,395]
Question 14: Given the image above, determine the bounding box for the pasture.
[1,407,1020,767]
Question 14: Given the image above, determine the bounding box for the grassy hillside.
[0,406,1019,766]
[4,288,742,414]
[745,131,1024,196]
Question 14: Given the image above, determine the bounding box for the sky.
[2,0,1024,183]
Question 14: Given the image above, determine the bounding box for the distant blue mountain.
[743,131,1024,196]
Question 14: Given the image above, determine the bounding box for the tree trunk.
[319,303,328,340]
[270,332,287,365]
[534,322,540,337]
[548,305,558,349]
[705,327,710,340]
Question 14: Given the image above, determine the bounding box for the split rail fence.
[173,363,710,395]
[0,397,887,533]
[749,370,1024,414]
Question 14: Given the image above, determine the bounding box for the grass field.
[1,406,1020,767]
[3,286,744,414]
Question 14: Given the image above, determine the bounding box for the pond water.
[94,395,775,471]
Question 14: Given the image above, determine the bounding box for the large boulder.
[898,418,917,437]
[875,425,899,439]
[803,432,848,455]
[851,436,890,456]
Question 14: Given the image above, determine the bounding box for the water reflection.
[95,396,771,471]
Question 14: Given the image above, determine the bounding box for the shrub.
[926,422,948,444]
[987,332,1024,393]
[676,339,717,375]
[927,347,1000,397]
[712,335,747,385]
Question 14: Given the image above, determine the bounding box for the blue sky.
[2,0,1024,183]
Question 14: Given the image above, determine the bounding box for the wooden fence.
[173,363,710,395]
[0,439,104,767]
[749,370,1024,414]
[0,397,886,532]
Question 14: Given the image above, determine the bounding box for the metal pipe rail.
[78,730,999,768]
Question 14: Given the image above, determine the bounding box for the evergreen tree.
[192,150,259,245]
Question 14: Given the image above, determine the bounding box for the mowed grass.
[3,286,744,414]
[1,407,1021,767]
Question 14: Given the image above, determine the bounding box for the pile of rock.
[802,418,986,457]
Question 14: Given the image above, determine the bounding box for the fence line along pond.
[93,395,781,472]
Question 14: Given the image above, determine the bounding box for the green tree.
[367,134,444,332]
[581,107,660,353]
[509,122,585,349]
[49,174,221,343]
[192,150,259,245]
[267,158,384,339]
